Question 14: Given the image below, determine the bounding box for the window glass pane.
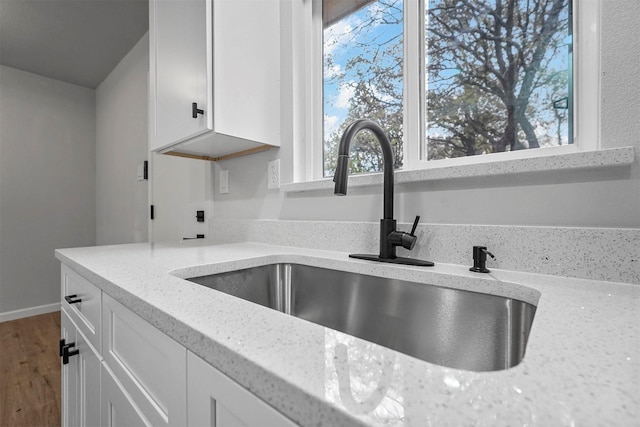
[426,0,573,160]
[323,0,404,177]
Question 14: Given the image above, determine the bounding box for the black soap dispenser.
[470,246,495,273]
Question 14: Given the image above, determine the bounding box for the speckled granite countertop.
[55,241,639,426]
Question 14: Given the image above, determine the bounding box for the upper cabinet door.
[149,0,281,160]
[150,0,212,152]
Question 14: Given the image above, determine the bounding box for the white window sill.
[281,146,635,193]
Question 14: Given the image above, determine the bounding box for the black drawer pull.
[64,294,82,305]
[61,343,79,365]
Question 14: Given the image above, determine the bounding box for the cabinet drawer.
[61,264,102,352]
[102,293,186,427]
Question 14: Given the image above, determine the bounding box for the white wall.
[212,0,640,229]
[96,30,212,246]
[0,66,96,316]
[96,33,149,245]
[150,153,213,243]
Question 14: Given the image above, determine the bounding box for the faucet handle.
[389,216,420,251]
[410,215,420,236]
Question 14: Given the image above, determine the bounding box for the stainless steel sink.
[187,263,536,372]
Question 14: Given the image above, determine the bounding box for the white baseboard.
[0,302,61,323]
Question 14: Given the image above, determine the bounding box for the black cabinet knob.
[192,102,204,118]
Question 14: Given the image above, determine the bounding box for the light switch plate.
[219,170,229,194]
[137,163,145,181]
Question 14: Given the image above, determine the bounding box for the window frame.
[299,0,601,182]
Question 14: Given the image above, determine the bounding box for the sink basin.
[187,263,536,371]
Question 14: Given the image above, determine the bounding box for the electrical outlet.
[219,170,229,194]
[267,159,280,190]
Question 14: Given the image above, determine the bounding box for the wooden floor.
[0,312,61,427]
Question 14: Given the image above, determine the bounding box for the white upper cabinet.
[150,0,211,151]
[149,0,281,160]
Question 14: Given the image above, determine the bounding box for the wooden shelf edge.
[163,145,276,162]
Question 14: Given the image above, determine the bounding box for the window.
[320,0,577,178]
[323,0,405,176]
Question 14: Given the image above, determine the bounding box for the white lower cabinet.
[187,352,297,427]
[61,308,101,427]
[61,310,78,427]
[61,265,297,427]
[101,363,151,427]
[102,293,187,427]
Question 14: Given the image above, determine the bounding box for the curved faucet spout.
[333,119,395,220]
[333,119,434,266]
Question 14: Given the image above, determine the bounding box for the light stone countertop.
[55,241,640,426]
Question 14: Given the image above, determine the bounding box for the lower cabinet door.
[61,311,78,427]
[187,352,298,427]
[101,363,151,427]
[76,330,101,426]
[61,309,101,427]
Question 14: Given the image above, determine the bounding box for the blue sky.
[323,0,404,141]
